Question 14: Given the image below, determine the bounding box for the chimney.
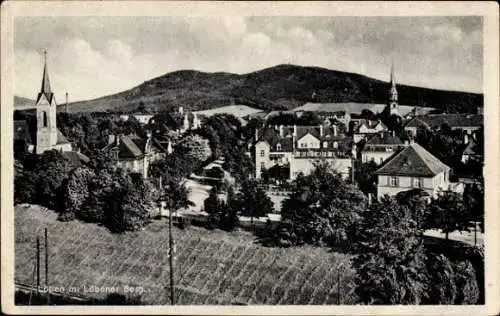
[464,134,469,145]
[392,130,395,137]
[65,92,68,113]
[404,139,409,146]
[319,125,324,137]
[381,133,384,139]
[179,106,184,115]
[293,125,297,137]
[255,128,259,142]
[333,124,337,136]
[279,125,284,137]
[116,134,121,146]
[108,134,116,145]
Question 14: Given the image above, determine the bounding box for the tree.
[424,254,457,304]
[395,188,431,230]
[354,196,428,304]
[176,134,212,162]
[354,161,378,195]
[33,150,72,211]
[281,162,366,247]
[416,126,464,172]
[162,179,193,214]
[237,179,273,225]
[204,187,223,229]
[427,191,469,240]
[453,260,480,304]
[115,180,152,232]
[463,182,484,232]
[220,186,239,231]
[61,166,96,221]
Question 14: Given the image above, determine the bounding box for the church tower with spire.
[35,51,72,154]
[387,62,399,116]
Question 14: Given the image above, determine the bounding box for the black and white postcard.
[1,1,499,315]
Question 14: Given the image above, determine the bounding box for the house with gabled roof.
[353,119,388,143]
[374,142,456,200]
[254,124,354,180]
[361,132,406,165]
[103,133,165,178]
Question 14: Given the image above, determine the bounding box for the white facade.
[290,156,352,180]
[376,171,450,200]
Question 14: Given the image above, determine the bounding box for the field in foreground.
[15,205,355,305]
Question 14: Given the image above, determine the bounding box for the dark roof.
[36,58,55,104]
[61,151,90,168]
[104,134,161,159]
[375,143,450,177]
[119,135,144,158]
[405,114,483,129]
[56,129,70,144]
[364,132,404,147]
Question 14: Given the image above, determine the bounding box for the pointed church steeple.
[389,61,398,103]
[37,50,54,104]
[386,62,399,116]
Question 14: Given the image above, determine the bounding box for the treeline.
[15,150,156,233]
[255,163,483,304]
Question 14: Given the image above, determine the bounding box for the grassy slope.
[54,64,482,114]
[15,205,355,305]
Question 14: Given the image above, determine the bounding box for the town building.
[182,111,203,132]
[103,133,165,179]
[352,119,388,143]
[374,142,454,199]
[254,124,354,180]
[461,139,482,163]
[361,132,405,165]
[34,52,73,154]
[404,114,483,136]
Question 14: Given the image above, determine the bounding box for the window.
[323,141,328,148]
[444,171,448,182]
[412,177,423,188]
[276,143,281,151]
[333,141,338,149]
[379,157,384,164]
[389,176,399,187]
[260,162,265,170]
[42,111,48,127]
[260,150,265,157]
[302,143,307,148]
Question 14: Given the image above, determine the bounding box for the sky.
[14,16,483,102]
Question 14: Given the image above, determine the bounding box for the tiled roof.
[61,151,90,168]
[119,135,145,158]
[405,114,483,129]
[375,142,450,177]
[56,129,70,145]
[364,132,403,146]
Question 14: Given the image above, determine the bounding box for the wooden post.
[45,228,49,305]
[168,205,175,305]
[337,268,341,304]
[29,261,37,305]
[474,222,477,246]
[36,237,40,291]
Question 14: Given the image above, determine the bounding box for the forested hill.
[17,64,483,114]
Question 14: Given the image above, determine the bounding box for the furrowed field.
[15,205,356,305]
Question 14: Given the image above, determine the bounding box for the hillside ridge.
[15,64,483,114]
